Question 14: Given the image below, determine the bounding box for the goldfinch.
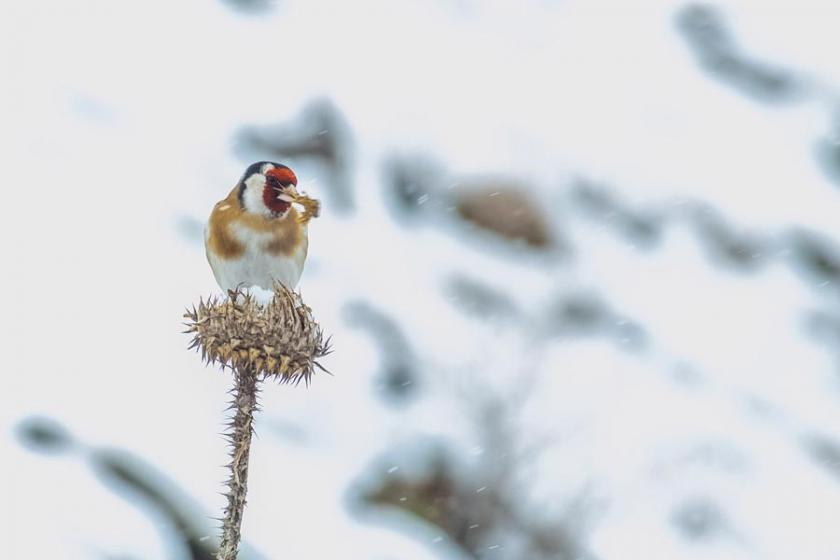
[205,161,319,293]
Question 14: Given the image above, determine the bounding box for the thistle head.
[185,283,331,384]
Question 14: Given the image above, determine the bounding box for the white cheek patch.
[242,173,273,216]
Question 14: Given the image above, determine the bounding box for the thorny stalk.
[217,365,259,560]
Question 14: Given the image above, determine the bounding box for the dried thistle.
[185,283,331,384]
[184,283,331,560]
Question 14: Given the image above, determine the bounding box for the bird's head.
[238,161,299,218]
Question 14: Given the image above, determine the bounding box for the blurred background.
[4,1,840,558]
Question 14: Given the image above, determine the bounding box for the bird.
[205,161,319,294]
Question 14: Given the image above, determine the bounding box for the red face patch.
[263,192,291,214]
[265,166,297,186]
[262,166,297,215]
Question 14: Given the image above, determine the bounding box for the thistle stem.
[217,366,260,560]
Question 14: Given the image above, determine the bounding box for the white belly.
[206,224,308,293]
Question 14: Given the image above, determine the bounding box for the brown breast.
[207,185,305,260]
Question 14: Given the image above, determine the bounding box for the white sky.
[3,1,840,558]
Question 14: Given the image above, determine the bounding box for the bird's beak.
[275,185,299,203]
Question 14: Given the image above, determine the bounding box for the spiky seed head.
[184,283,331,384]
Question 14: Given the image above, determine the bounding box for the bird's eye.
[265,175,283,190]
